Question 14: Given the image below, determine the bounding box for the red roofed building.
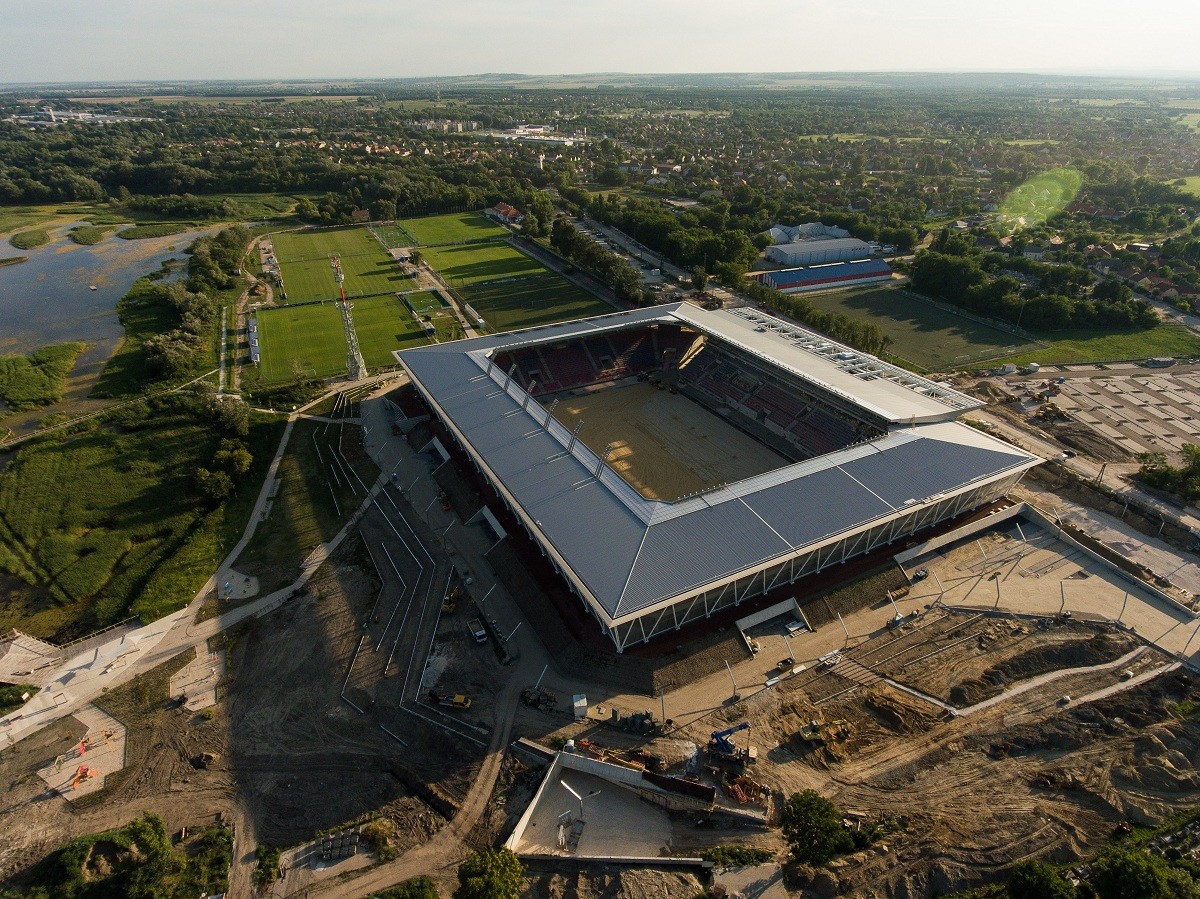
[489,203,524,225]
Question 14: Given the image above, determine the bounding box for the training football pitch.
[272,227,404,303]
[422,242,548,287]
[401,289,447,314]
[803,286,1044,370]
[459,273,614,333]
[397,212,507,246]
[351,294,431,368]
[255,303,348,385]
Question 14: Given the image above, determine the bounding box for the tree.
[410,249,424,267]
[1007,859,1075,899]
[1092,846,1173,899]
[691,266,709,294]
[779,790,852,866]
[379,876,441,899]
[195,467,234,503]
[453,847,524,899]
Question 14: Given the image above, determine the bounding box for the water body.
[0,221,212,363]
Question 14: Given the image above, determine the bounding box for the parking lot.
[1042,370,1200,457]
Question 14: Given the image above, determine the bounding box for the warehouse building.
[754,258,893,293]
[765,237,871,267]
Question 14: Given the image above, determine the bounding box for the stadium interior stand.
[489,323,884,461]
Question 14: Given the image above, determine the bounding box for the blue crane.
[709,722,750,756]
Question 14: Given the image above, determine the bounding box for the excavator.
[707,722,757,772]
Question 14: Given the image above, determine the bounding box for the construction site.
[4,354,1200,898]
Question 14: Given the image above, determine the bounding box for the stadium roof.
[399,303,1038,624]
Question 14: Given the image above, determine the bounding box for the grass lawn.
[68,224,117,245]
[1173,176,1200,199]
[401,289,447,314]
[422,242,547,287]
[990,325,1200,366]
[233,420,376,592]
[460,272,614,333]
[803,286,1043,370]
[397,212,507,246]
[350,294,430,368]
[272,227,404,302]
[371,222,419,248]
[255,302,348,385]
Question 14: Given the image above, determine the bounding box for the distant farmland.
[803,286,1043,370]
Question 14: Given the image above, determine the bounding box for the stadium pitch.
[421,242,547,287]
[396,212,507,246]
[551,382,787,501]
[271,227,405,303]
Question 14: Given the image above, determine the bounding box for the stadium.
[398,303,1040,653]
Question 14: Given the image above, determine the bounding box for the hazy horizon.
[3,0,1199,85]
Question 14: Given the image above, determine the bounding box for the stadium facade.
[399,303,1040,652]
[752,258,894,293]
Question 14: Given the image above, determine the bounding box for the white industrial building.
[765,237,871,267]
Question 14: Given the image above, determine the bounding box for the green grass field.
[255,303,348,384]
[371,222,418,248]
[460,273,615,333]
[397,212,507,246]
[422,242,548,287]
[1173,176,1200,199]
[401,289,447,314]
[990,325,1200,366]
[804,286,1043,370]
[272,227,404,303]
[350,294,430,368]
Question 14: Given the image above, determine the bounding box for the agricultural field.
[991,324,1200,366]
[460,272,614,333]
[255,302,348,384]
[421,241,547,287]
[272,226,404,302]
[804,286,1042,370]
[396,212,507,246]
[350,294,430,368]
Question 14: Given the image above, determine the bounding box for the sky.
[2,0,1199,84]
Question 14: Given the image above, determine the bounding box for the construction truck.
[428,691,472,710]
[467,618,487,644]
[707,722,757,772]
[442,584,462,614]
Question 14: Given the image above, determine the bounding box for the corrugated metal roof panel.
[619,502,791,616]
[743,467,895,546]
[838,436,1028,507]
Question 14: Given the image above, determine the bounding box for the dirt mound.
[948,632,1136,707]
[523,865,703,899]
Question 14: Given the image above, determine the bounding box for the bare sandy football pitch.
[549,382,787,500]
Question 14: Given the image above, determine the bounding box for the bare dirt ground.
[521,863,705,898]
[551,381,786,500]
[0,529,487,895]
[526,605,1200,899]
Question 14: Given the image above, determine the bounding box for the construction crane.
[709,722,750,756]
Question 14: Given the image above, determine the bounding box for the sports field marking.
[350,294,431,368]
[422,242,547,287]
[459,273,613,333]
[550,382,787,501]
[271,227,406,303]
[255,302,349,385]
[397,212,507,246]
